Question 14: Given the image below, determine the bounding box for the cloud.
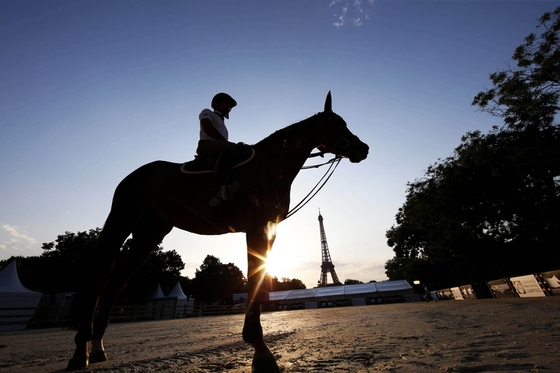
[329,0,375,27]
[336,259,387,282]
[0,224,39,258]
[1,224,37,245]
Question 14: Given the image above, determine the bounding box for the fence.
[0,303,248,331]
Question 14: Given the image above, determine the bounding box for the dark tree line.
[1,229,185,304]
[191,255,247,304]
[264,275,306,292]
[191,255,308,304]
[2,230,307,305]
[385,7,560,290]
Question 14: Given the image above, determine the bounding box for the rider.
[197,92,245,204]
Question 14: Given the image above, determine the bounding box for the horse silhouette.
[67,92,369,372]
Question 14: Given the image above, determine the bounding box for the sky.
[1,0,558,290]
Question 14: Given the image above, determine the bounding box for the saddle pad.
[180,149,255,174]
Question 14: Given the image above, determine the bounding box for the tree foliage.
[1,229,186,304]
[263,275,307,292]
[473,7,560,130]
[344,279,364,285]
[385,7,560,289]
[1,230,309,305]
[190,255,247,304]
[118,239,185,302]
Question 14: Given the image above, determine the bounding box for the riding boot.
[209,147,237,204]
[211,156,228,189]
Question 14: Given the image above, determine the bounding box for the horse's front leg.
[243,227,280,373]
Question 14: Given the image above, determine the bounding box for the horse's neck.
[254,114,321,158]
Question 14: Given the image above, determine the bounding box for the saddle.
[180,148,255,174]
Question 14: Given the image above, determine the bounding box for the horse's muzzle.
[347,140,369,163]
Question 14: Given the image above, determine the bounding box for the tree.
[386,128,560,288]
[117,240,185,302]
[36,228,102,293]
[386,7,560,289]
[1,229,186,304]
[263,275,306,292]
[473,7,560,130]
[344,279,363,285]
[191,255,247,304]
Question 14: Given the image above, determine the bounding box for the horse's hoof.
[66,354,88,371]
[252,354,280,373]
[89,350,108,364]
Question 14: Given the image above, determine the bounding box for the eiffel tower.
[317,210,342,287]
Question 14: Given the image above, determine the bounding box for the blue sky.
[1,0,557,289]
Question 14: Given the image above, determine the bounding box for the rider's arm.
[200,118,227,141]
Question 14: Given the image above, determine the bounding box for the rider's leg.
[212,146,236,191]
[196,139,242,202]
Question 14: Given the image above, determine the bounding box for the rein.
[301,153,336,169]
[285,155,342,219]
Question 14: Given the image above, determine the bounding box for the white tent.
[140,282,194,320]
[147,283,166,299]
[166,281,194,317]
[139,283,169,320]
[266,280,414,308]
[0,260,42,331]
[167,281,187,300]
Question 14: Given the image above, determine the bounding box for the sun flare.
[264,220,313,281]
[265,248,291,278]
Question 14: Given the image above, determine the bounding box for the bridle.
[280,113,354,219]
[303,137,349,169]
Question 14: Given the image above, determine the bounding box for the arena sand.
[1,297,559,372]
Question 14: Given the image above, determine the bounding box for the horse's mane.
[254,113,320,149]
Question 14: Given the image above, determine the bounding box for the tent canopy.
[0,260,42,332]
[0,260,40,294]
[147,284,165,299]
[266,280,412,302]
[166,281,187,299]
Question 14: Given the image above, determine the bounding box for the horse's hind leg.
[88,217,173,365]
[67,214,135,371]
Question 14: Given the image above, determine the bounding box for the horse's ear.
[324,91,332,113]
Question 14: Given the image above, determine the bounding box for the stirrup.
[222,184,233,201]
[209,181,240,206]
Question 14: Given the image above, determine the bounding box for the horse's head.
[316,92,369,163]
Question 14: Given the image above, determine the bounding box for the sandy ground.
[1,297,559,373]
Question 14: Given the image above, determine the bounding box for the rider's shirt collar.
[214,110,228,119]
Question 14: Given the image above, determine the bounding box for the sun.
[265,248,292,278]
[263,220,313,280]
[265,229,303,279]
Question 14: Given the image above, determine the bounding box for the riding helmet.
[211,93,237,110]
